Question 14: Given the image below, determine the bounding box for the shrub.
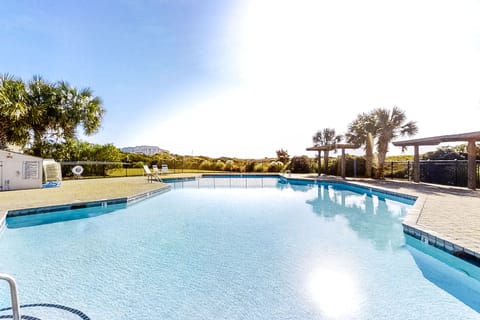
[224,160,234,171]
[133,161,144,168]
[245,161,256,172]
[253,163,265,172]
[199,160,214,171]
[289,156,312,173]
[215,160,226,171]
[267,161,283,172]
[332,156,368,177]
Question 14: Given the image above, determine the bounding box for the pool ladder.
[0,273,21,320]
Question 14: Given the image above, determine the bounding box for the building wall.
[121,145,169,156]
[0,151,43,191]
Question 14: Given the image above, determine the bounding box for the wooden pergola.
[306,143,360,179]
[393,131,480,190]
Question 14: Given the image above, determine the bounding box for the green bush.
[199,160,214,171]
[267,161,283,172]
[332,156,367,177]
[133,161,144,168]
[215,160,226,171]
[224,160,234,171]
[289,156,312,173]
[245,161,255,172]
[253,163,265,172]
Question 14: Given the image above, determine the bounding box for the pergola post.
[317,150,321,176]
[306,144,359,179]
[467,140,477,190]
[413,145,420,183]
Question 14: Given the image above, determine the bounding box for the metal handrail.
[0,273,21,320]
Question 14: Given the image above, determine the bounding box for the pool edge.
[0,185,171,232]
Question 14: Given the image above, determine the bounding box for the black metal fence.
[59,159,480,188]
[58,159,280,179]
[383,160,480,187]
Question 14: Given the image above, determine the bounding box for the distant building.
[121,145,169,156]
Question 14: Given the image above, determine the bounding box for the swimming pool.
[0,177,479,319]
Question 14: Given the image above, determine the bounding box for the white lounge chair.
[161,164,169,174]
[153,164,169,175]
[143,165,162,182]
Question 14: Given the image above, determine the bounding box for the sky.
[1,0,480,158]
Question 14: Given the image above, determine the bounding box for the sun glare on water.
[308,266,362,317]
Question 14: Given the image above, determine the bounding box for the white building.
[0,150,43,191]
[121,145,169,156]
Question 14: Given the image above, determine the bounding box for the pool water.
[0,178,479,319]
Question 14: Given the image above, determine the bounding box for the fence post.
[391,162,394,179]
[477,160,480,187]
[353,158,357,177]
[455,159,458,186]
[407,161,410,181]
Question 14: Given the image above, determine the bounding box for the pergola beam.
[393,131,480,190]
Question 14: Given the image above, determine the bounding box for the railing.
[0,273,21,320]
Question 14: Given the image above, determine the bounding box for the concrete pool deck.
[1,174,479,262]
[0,176,173,221]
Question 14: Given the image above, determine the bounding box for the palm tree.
[276,148,290,164]
[56,81,105,139]
[26,76,59,156]
[24,79,105,157]
[373,106,418,179]
[1,74,105,156]
[0,74,29,149]
[346,112,376,178]
[312,128,342,174]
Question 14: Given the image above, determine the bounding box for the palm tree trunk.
[31,130,44,157]
[377,144,388,179]
[324,150,329,174]
[365,132,374,178]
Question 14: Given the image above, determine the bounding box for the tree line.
[0,74,104,157]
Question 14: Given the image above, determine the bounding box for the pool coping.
[0,185,171,233]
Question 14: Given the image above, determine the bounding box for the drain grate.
[0,303,90,320]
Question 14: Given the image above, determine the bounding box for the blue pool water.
[0,177,479,319]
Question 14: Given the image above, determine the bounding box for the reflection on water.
[7,203,127,228]
[308,265,362,317]
[305,184,410,251]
